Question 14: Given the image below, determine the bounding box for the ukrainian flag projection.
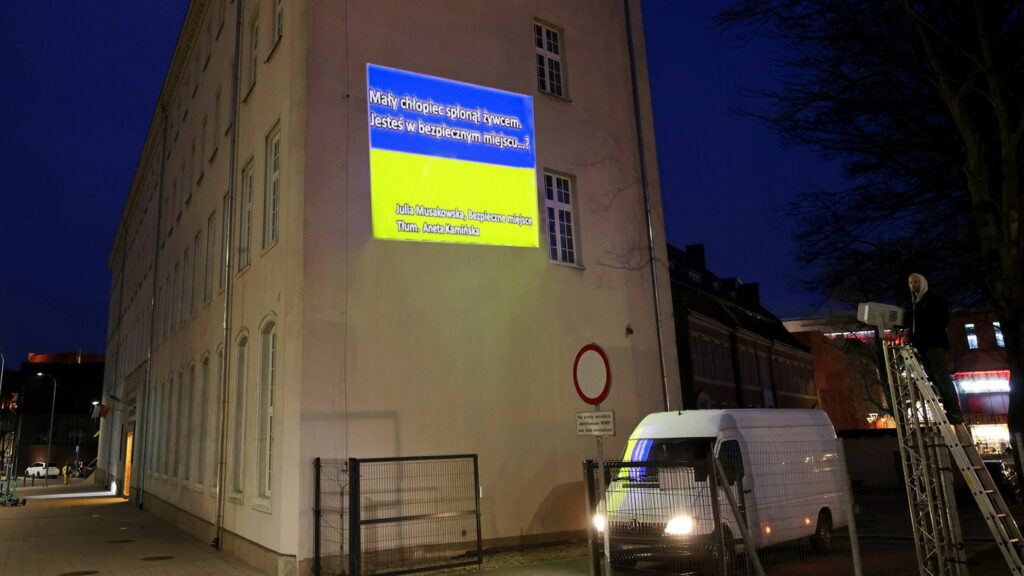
[367,64,538,246]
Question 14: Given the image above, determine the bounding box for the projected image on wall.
[367,64,538,246]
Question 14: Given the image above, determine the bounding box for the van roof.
[629,409,836,440]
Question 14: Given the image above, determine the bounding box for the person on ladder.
[907,273,964,424]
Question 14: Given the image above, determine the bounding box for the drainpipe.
[624,0,671,410]
[138,104,171,508]
[214,0,244,549]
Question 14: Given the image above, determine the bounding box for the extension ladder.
[881,341,1024,576]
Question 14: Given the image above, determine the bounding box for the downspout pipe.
[624,0,672,410]
[214,0,244,550]
[138,104,170,509]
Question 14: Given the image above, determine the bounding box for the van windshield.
[624,437,714,464]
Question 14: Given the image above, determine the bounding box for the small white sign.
[577,410,615,436]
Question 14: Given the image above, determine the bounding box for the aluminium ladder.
[881,340,1024,576]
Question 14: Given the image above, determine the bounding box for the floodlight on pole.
[36,373,57,488]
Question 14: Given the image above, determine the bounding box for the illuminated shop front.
[955,370,1011,455]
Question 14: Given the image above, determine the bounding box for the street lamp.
[36,373,57,487]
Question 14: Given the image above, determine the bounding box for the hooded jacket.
[906,273,950,352]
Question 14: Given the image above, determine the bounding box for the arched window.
[231,335,248,495]
[257,321,277,499]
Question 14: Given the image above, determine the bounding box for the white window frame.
[239,161,254,270]
[273,0,284,47]
[256,321,277,503]
[231,335,248,497]
[247,17,259,92]
[204,213,215,303]
[534,21,566,97]
[263,126,281,249]
[544,171,579,265]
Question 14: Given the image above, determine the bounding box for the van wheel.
[810,510,834,553]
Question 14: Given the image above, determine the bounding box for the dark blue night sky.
[0,1,843,368]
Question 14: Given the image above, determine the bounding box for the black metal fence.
[314,455,482,576]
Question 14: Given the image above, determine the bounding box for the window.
[273,0,284,46]
[173,261,182,329]
[994,322,1005,348]
[213,90,222,150]
[239,161,254,270]
[965,323,979,350]
[221,192,230,288]
[192,233,201,314]
[213,347,224,490]
[231,336,248,495]
[196,357,209,485]
[534,21,565,97]
[257,322,277,498]
[247,18,259,91]
[263,127,281,248]
[205,213,215,303]
[182,366,194,481]
[544,172,578,265]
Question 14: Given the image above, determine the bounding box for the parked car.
[25,462,59,478]
[984,460,1018,503]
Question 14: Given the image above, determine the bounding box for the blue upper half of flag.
[367,64,536,169]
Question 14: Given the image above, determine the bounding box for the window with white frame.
[994,322,1005,348]
[231,335,248,495]
[263,126,281,248]
[192,233,201,314]
[257,322,276,499]
[182,365,194,481]
[220,192,230,288]
[212,347,223,489]
[247,17,258,91]
[239,161,254,270]
[204,213,215,303]
[196,357,209,485]
[965,323,979,350]
[273,0,284,46]
[544,172,578,265]
[534,21,565,97]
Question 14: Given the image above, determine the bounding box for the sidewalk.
[0,477,264,576]
[0,477,591,576]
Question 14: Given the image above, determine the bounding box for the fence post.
[472,454,483,565]
[313,457,321,576]
[348,458,361,576]
[582,460,600,576]
[837,440,864,576]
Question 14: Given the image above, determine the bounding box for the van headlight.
[593,514,606,532]
[664,515,695,536]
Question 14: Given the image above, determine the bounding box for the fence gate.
[314,455,482,576]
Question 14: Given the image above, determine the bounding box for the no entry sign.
[573,343,611,405]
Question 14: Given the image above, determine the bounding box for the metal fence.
[583,439,862,575]
[314,455,482,576]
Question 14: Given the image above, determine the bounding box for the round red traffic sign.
[574,344,611,405]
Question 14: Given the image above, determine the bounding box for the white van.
[593,409,849,564]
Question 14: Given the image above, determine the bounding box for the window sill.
[539,89,572,103]
[228,492,243,504]
[253,497,272,514]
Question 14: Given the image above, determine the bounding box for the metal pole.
[314,457,321,576]
[38,373,57,488]
[838,440,864,576]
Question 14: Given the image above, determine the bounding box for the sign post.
[574,344,613,575]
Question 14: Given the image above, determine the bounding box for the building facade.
[669,245,817,411]
[102,1,679,573]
